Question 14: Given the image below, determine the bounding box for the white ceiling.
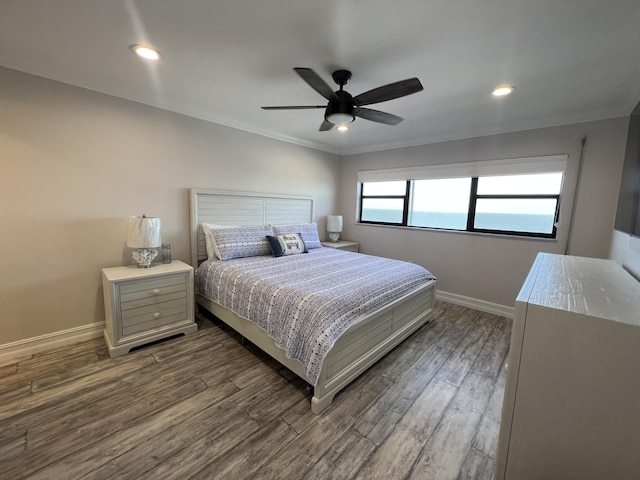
[1,0,639,155]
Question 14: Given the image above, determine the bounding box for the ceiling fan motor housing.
[326,90,355,124]
[331,69,352,87]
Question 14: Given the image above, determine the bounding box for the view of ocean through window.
[369,209,555,233]
[358,167,563,238]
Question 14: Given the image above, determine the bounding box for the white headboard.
[190,189,315,266]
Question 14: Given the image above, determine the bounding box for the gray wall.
[0,67,341,345]
[338,118,629,307]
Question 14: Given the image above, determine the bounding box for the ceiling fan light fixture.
[492,85,515,96]
[337,124,349,131]
[327,112,355,125]
[130,44,162,61]
[325,93,355,125]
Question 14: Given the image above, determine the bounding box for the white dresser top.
[518,253,640,326]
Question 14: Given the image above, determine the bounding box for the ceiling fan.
[261,68,424,131]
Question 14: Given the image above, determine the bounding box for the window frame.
[358,174,563,239]
[359,180,411,226]
[465,177,561,238]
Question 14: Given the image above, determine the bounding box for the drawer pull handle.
[153,312,161,319]
[152,289,161,295]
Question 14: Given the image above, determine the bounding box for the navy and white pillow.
[273,223,321,249]
[266,233,308,257]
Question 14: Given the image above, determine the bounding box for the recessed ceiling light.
[130,44,162,61]
[492,85,515,97]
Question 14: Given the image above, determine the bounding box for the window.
[360,181,408,224]
[473,173,563,235]
[409,178,471,230]
[358,156,567,239]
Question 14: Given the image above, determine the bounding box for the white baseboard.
[436,290,514,319]
[0,292,511,363]
[0,322,105,363]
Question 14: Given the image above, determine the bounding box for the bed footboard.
[197,279,436,414]
[311,280,436,413]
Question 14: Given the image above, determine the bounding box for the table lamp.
[127,215,161,267]
[327,215,343,242]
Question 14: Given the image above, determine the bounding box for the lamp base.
[132,248,158,268]
[328,232,341,242]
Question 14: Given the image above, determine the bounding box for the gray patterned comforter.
[195,247,435,384]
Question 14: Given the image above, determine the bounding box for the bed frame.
[190,188,437,414]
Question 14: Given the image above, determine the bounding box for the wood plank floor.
[0,301,511,480]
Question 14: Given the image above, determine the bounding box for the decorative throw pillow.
[273,223,321,249]
[266,233,308,257]
[211,225,274,260]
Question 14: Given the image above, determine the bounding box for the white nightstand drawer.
[120,275,187,309]
[120,274,185,295]
[121,296,187,322]
[122,303,189,336]
[122,288,186,310]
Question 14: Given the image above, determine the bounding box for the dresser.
[494,253,640,479]
[102,260,197,357]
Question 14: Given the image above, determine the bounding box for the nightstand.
[321,240,359,252]
[102,260,197,358]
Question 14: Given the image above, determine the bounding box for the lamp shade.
[327,215,343,233]
[127,216,161,248]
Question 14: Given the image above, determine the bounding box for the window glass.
[474,198,557,233]
[477,173,563,195]
[409,178,471,229]
[362,181,407,196]
[361,198,404,223]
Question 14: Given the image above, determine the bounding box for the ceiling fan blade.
[261,105,326,110]
[294,68,339,102]
[319,120,334,131]
[355,107,404,125]
[353,78,423,106]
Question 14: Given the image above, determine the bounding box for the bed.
[190,188,437,414]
